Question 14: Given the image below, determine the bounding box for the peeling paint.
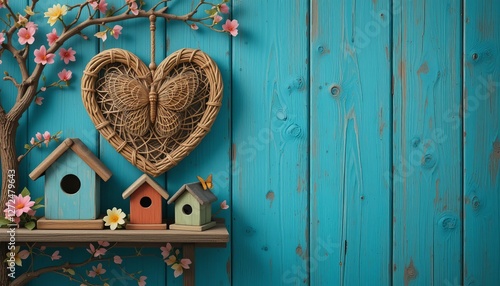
[404,259,418,286]
[266,191,275,207]
[489,141,500,184]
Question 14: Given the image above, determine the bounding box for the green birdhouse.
[167,182,217,231]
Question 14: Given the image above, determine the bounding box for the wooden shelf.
[0,222,229,246]
[1,223,228,285]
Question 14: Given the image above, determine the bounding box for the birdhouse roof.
[167,182,217,205]
[122,174,169,200]
[29,138,112,181]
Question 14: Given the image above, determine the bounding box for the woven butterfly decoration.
[103,66,199,138]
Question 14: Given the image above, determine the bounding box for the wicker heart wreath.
[81,17,222,176]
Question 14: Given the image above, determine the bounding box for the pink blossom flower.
[17,27,36,45]
[88,263,106,278]
[0,32,4,45]
[43,131,51,146]
[40,246,46,251]
[113,255,122,264]
[126,0,135,3]
[51,250,61,261]
[41,86,46,91]
[0,1,6,9]
[58,69,72,81]
[98,240,110,247]
[138,276,147,286]
[86,243,107,257]
[219,3,229,14]
[160,243,172,259]
[95,247,107,257]
[94,31,107,42]
[130,2,139,15]
[59,47,76,64]
[90,0,108,13]
[172,258,191,278]
[34,45,55,65]
[36,132,42,141]
[35,97,44,105]
[86,243,95,255]
[111,25,122,39]
[18,250,30,259]
[30,137,35,145]
[213,14,223,24]
[220,200,229,210]
[25,22,38,31]
[222,19,239,37]
[46,28,59,46]
[6,194,35,217]
[190,24,198,30]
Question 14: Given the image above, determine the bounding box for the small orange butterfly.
[197,174,213,190]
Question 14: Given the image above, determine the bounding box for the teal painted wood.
[44,150,98,219]
[464,0,500,285]
[310,0,392,285]
[392,0,463,285]
[166,1,232,285]
[232,0,310,285]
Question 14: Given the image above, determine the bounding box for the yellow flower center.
[109,214,119,223]
[15,203,25,210]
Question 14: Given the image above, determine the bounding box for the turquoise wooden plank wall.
[0,0,498,285]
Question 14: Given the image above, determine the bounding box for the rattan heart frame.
[81,48,223,177]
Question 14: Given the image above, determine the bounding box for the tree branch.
[3,75,20,87]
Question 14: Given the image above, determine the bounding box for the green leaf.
[0,217,12,227]
[20,187,30,197]
[25,221,36,230]
[63,268,76,275]
[24,144,31,150]
[35,196,43,204]
[205,8,217,16]
[32,204,44,210]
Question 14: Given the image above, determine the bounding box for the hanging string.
[149,15,158,123]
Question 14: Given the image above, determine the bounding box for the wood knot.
[404,259,418,283]
[493,141,500,157]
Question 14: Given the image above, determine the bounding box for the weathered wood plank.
[165,1,232,285]
[392,0,462,284]
[310,0,392,285]
[232,0,309,285]
[96,8,169,286]
[464,0,500,284]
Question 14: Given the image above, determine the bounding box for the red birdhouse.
[122,174,169,230]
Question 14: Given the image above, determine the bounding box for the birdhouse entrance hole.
[182,204,193,215]
[60,174,81,194]
[140,196,152,208]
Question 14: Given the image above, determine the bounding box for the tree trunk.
[0,120,19,209]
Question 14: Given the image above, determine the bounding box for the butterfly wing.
[157,70,199,112]
[154,104,181,138]
[152,70,199,137]
[197,175,208,190]
[105,67,151,137]
[205,174,213,189]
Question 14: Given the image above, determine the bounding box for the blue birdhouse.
[29,138,112,220]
